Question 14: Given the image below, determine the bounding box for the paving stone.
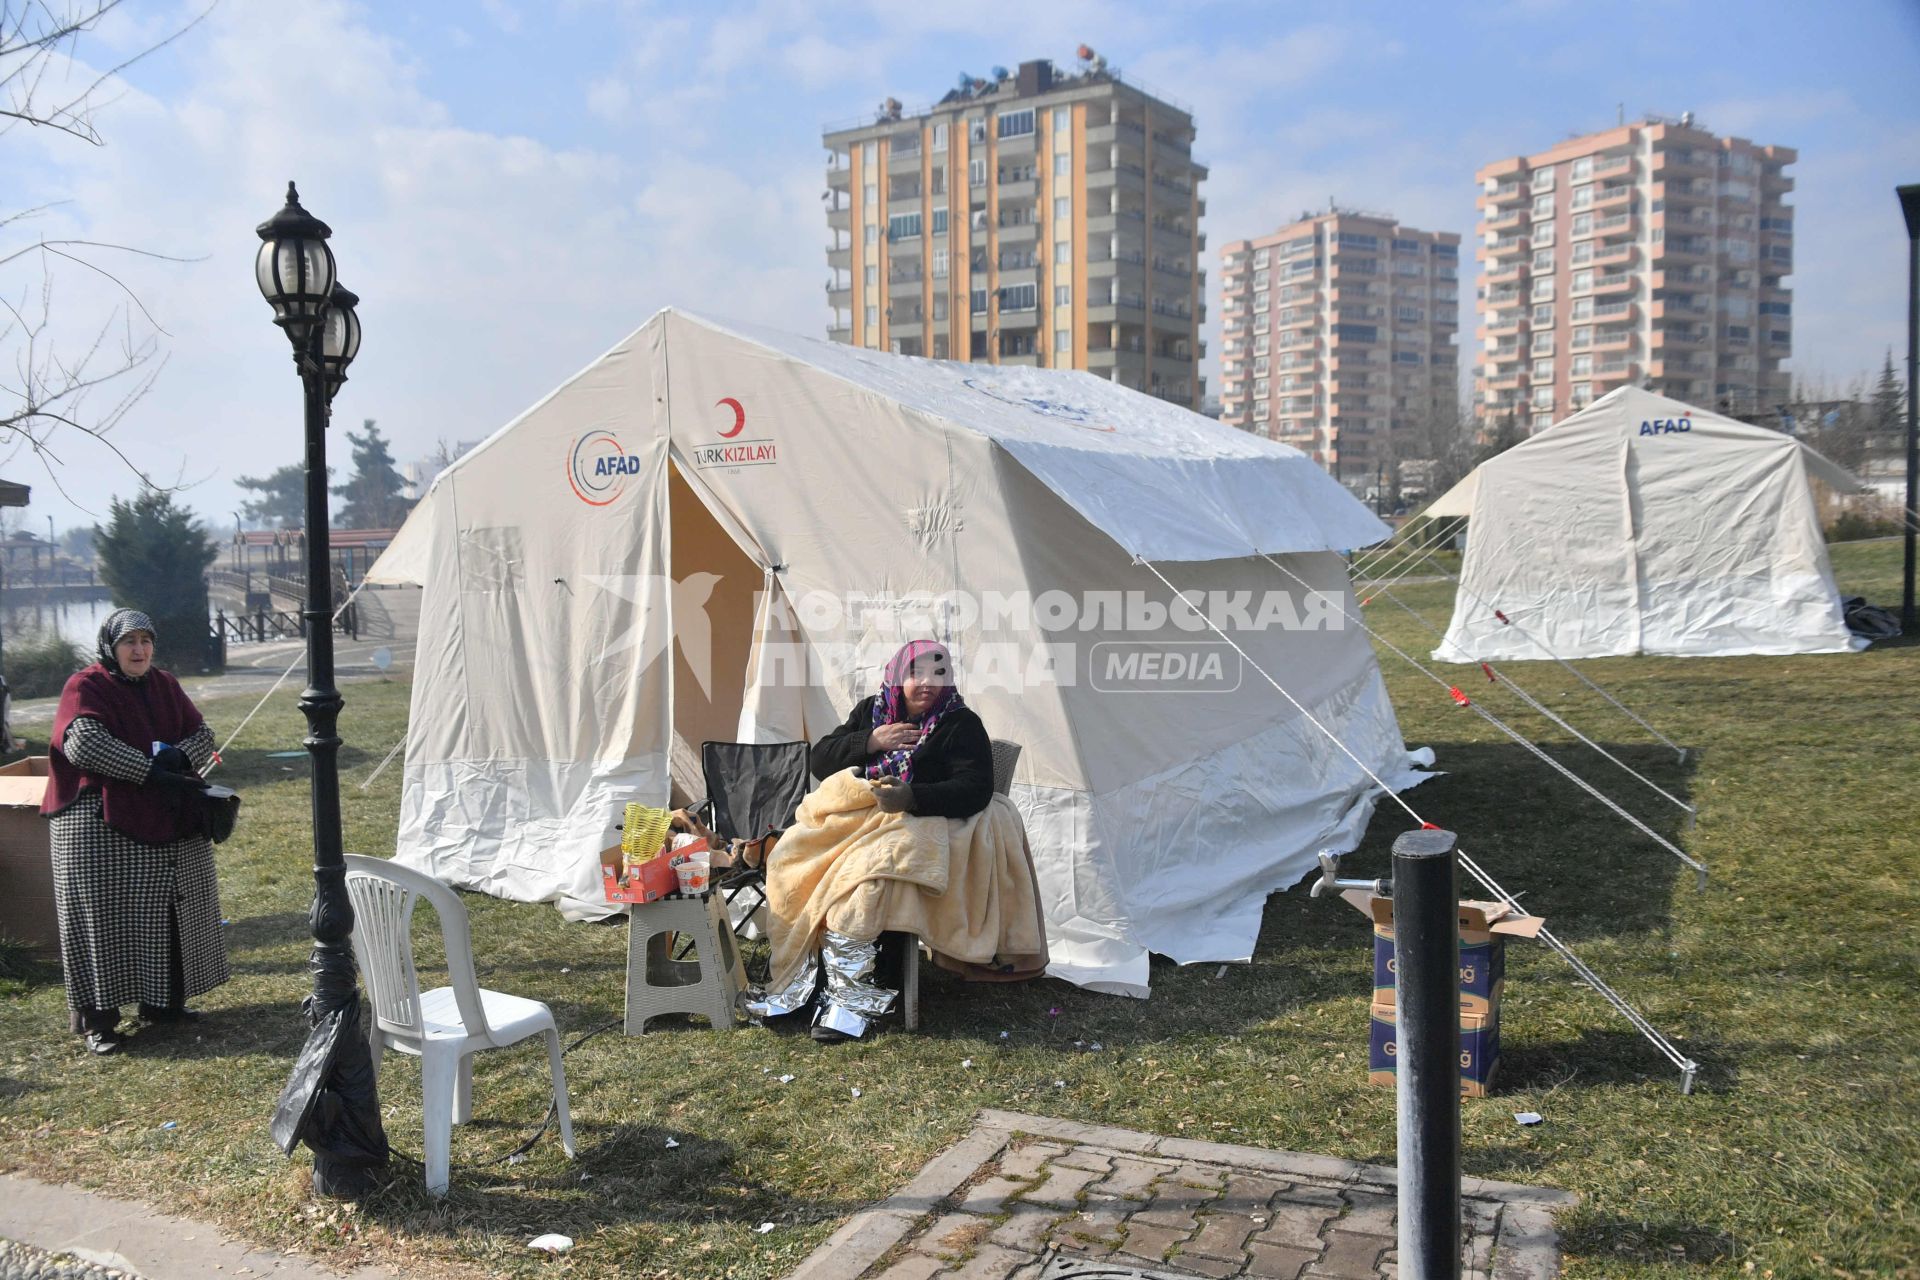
[871,1253,948,1280]
[1170,1162,1230,1190]
[910,1211,995,1258]
[1115,1221,1189,1264]
[1253,1198,1342,1244]
[995,1142,1068,1182]
[1338,1190,1397,1238]
[1245,1240,1322,1280]
[1184,1209,1263,1260]
[945,1245,1037,1280]
[1049,1230,1116,1260]
[1220,1171,1292,1215]
[1018,1163,1102,1212]
[1462,1201,1500,1273]
[1131,1172,1230,1233]
[956,1177,1030,1217]
[1306,1229,1393,1279]
[1075,1194,1142,1239]
[1277,1183,1346,1207]
[1050,1147,1115,1174]
[1163,1250,1241,1278]
[1093,1155,1169,1201]
[987,1203,1060,1254]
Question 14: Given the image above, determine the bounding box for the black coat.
[809,696,994,820]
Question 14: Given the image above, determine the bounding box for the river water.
[2,597,115,647]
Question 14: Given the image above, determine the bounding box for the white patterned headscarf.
[97,608,157,679]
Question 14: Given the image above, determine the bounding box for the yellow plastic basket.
[620,802,673,861]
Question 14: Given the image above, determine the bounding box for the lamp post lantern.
[1897,184,1920,633]
[259,182,389,1198]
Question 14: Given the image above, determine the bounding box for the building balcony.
[1487,369,1528,391]
[1653,180,1710,207]
[996,220,1038,244]
[887,146,922,174]
[1762,169,1795,194]
[828,246,852,271]
[1593,270,1634,295]
[1085,211,1117,237]
[1659,238,1713,264]
[1484,179,1526,205]
[1486,234,1530,259]
[1591,299,1636,323]
[1653,324,1709,350]
[827,325,852,343]
[828,207,850,230]
[1591,359,1638,387]
[1594,212,1634,238]
[1486,206,1524,231]
[828,166,851,188]
[1485,259,1527,286]
[997,307,1038,330]
[1487,310,1525,336]
[1592,241,1635,268]
[998,177,1037,201]
[1651,149,1714,178]
[1594,326,1636,353]
[1593,153,1634,179]
[1593,183,1633,209]
[827,286,851,308]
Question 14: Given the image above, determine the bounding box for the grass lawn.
[2,540,1916,1278]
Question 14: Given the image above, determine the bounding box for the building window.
[1533,358,1554,381]
[1253,290,1269,312]
[1054,284,1071,306]
[864,225,878,245]
[1571,156,1593,182]
[933,334,949,358]
[1052,241,1070,266]
[1054,196,1071,220]
[933,294,948,321]
[1001,283,1037,311]
[1253,249,1270,267]
[865,304,878,326]
[1531,278,1555,301]
[970,288,988,314]
[865,265,877,287]
[1054,328,1071,352]
[968,116,986,143]
[1532,248,1554,271]
[1531,165,1555,191]
[1571,354,1592,376]
[969,158,986,187]
[931,207,948,234]
[997,109,1035,138]
[1572,269,1593,292]
[932,248,949,278]
[1570,298,1592,320]
[1054,153,1071,177]
[888,212,921,241]
[1571,185,1593,210]
[1532,193,1554,219]
[1533,411,1554,429]
[1054,108,1071,133]
[1531,333,1554,355]
[1532,386,1555,409]
[932,123,948,151]
[862,142,876,165]
[1571,326,1592,348]
[864,183,877,208]
[1571,213,1592,236]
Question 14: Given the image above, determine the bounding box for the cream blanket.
[764,770,1048,993]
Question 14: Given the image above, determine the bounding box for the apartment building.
[1475,114,1794,430]
[823,56,1209,408]
[1218,209,1461,482]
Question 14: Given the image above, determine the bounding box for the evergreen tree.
[331,420,413,530]
[236,463,321,529]
[1869,350,1906,456]
[94,489,220,673]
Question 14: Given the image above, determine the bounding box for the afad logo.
[567,430,643,506]
[1638,416,1692,437]
[690,396,778,471]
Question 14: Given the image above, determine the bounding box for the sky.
[6,0,1920,537]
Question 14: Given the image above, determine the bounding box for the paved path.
[786,1110,1574,1280]
[0,1175,390,1280]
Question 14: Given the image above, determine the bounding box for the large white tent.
[1429,387,1862,662]
[367,309,1428,995]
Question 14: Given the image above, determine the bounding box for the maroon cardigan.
[44,663,206,844]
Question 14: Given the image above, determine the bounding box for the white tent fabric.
[369,309,1427,995]
[1432,387,1863,661]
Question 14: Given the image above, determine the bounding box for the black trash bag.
[270,991,390,1173]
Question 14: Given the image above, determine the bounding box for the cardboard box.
[601,837,708,904]
[1344,889,1542,1017]
[0,757,57,956]
[1368,1001,1500,1098]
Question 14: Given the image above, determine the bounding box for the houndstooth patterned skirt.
[50,792,230,1013]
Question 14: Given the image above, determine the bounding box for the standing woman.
[42,609,228,1055]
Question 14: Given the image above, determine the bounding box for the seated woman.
[746,640,1046,1042]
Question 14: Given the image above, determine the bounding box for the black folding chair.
[690,740,812,978]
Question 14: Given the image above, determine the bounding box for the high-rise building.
[1474,114,1794,431]
[1218,209,1461,483]
[823,56,1208,408]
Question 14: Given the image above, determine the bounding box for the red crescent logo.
[717,397,746,438]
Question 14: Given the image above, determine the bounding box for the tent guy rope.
[207,578,372,775]
[1135,554,1702,1091]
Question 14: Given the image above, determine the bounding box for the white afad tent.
[367,309,1429,996]
[1429,387,1864,662]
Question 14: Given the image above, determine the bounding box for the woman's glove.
[871,780,915,814]
[151,746,193,775]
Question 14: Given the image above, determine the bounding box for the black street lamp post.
[1898,184,1920,634]
[259,182,389,1197]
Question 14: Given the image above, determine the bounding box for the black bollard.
[1391,826,1461,1280]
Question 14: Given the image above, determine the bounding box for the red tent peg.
[1480,662,1496,683]
[1494,609,1510,625]
[1448,686,1471,707]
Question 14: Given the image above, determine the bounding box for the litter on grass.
[755,1223,776,1234]
[1514,1112,1543,1126]
[665,1137,680,1148]
[527,1234,573,1253]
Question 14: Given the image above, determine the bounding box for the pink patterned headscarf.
[865,640,964,781]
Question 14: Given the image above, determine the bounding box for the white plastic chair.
[343,854,575,1195]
